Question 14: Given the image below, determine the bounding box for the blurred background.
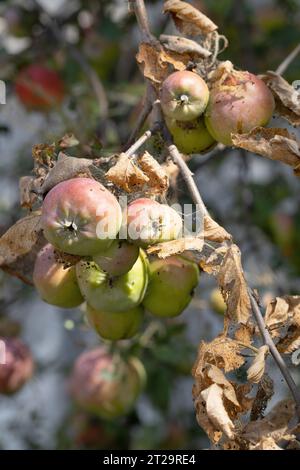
[0,0,299,450]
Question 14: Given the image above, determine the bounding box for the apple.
[41,177,122,256]
[70,347,146,419]
[166,116,216,154]
[85,304,143,340]
[205,70,275,145]
[210,288,226,315]
[125,198,182,247]
[160,71,209,121]
[93,240,139,276]
[33,243,84,308]
[0,338,34,395]
[76,251,148,312]
[143,255,199,317]
[15,64,64,110]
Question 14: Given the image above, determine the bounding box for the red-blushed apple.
[205,70,275,145]
[0,338,34,395]
[69,347,146,419]
[160,71,209,121]
[166,116,216,154]
[33,243,84,308]
[93,240,139,276]
[41,178,122,256]
[143,255,199,317]
[125,198,182,247]
[76,251,148,312]
[15,64,64,110]
[210,288,226,315]
[85,304,143,340]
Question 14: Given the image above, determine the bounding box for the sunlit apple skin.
[70,347,146,419]
[210,288,226,315]
[86,304,143,340]
[143,255,199,317]
[15,64,64,110]
[76,251,148,313]
[33,243,83,308]
[93,240,139,277]
[160,71,209,121]
[126,198,182,247]
[0,338,34,395]
[42,178,122,256]
[205,70,275,145]
[166,116,216,154]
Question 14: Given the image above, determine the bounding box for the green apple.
[93,240,139,276]
[210,288,226,315]
[86,304,143,340]
[76,251,148,313]
[143,255,199,317]
[33,243,84,308]
[166,116,215,154]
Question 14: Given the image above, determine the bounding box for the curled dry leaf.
[0,212,45,285]
[39,152,95,195]
[205,364,240,407]
[218,244,251,324]
[234,323,255,346]
[163,0,218,36]
[291,348,300,366]
[32,143,56,169]
[250,437,283,450]
[204,215,232,243]
[136,42,190,85]
[193,336,244,375]
[147,236,204,258]
[58,133,79,148]
[199,245,228,275]
[260,72,300,126]
[242,399,295,444]
[207,60,234,84]
[19,175,42,209]
[231,127,300,171]
[247,345,269,384]
[250,374,274,421]
[106,153,149,193]
[265,295,300,353]
[200,384,235,439]
[192,386,222,444]
[138,151,169,193]
[160,34,211,58]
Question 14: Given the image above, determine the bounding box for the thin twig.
[130,0,155,43]
[276,43,300,75]
[124,83,153,150]
[249,292,300,418]
[125,124,160,157]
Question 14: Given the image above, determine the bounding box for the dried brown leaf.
[199,245,228,275]
[260,72,300,126]
[204,215,232,243]
[234,324,254,346]
[232,127,300,170]
[247,345,269,384]
[265,296,290,337]
[147,236,204,258]
[163,0,217,36]
[106,153,149,192]
[218,244,251,324]
[39,152,95,195]
[201,384,235,439]
[193,336,244,375]
[136,42,190,85]
[265,295,300,353]
[160,34,211,58]
[242,399,295,444]
[0,212,45,285]
[138,151,169,193]
[192,384,222,444]
[250,374,274,421]
[250,436,283,450]
[206,364,239,407]
[32,143,56,168]
[19,176,41,209]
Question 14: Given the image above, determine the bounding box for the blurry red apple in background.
[15,64,64,110]
[70,347,146,419]
[0,338,34,395]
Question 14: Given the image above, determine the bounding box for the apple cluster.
[160,69,275,153]
[33,177,200,341]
